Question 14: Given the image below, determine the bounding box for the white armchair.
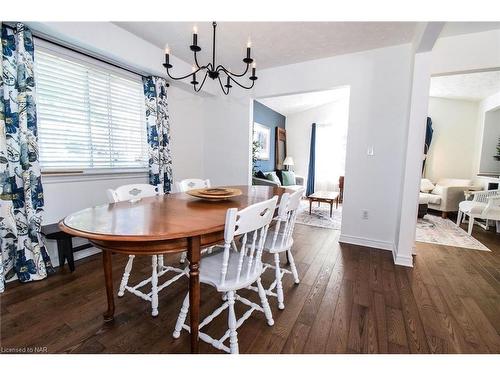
[457,190,500,235]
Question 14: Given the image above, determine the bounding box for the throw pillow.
[281,171,296,186]
[420,178,435,193]
[431,185,443,196]
[265,172,281,186]
[255,170,266,179]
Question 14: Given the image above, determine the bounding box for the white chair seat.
[199,247,263,292]
[458,200,486,214]
[263,229,294,253]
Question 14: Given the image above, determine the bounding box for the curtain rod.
[2,22,169,87]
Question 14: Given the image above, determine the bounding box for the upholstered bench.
[418,194,430,218]
[41,223,93,272]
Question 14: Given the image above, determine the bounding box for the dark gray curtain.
[423,117,433,173]
[306,123,316,196]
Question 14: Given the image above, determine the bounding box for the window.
[34,42,147,171]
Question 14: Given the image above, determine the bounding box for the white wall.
[479,108,500,175]
[431,30,500,75]
[286,99,350,187]
[169,86,205,182]
[425,97,480,182]
[202,44,414,252]
[473,91,500,189]
[202,96,253,186]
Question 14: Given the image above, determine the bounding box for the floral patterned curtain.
[142,76,172,193]
[1,23,53,292]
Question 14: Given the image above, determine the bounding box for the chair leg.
[456,211,463,226]
[151,255,159,317]
[180,251,187,264]
[118,255,135,297]
[257,278,274,326]
[173,292,190,338]
[468,217,475,235]
[226,291,239,354]
[274,253,285,310]
[157,255,164,272]
[496,220,500,234]
[287,249,300,284]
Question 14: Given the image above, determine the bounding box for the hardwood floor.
[1,220,499,354]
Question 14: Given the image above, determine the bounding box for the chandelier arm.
[227,74,255,90]
[217,75,230,95]
[166,65,207,81]
[194,72,209,92]
[216,63,249,77]
[194,50,203,69]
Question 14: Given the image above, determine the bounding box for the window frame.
[34,38,148,176]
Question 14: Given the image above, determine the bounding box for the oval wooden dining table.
[59,185,289,353]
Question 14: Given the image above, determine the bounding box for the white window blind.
[34,44,147,171]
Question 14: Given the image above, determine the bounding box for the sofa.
[419,178,481,218]
[252,171,305,193]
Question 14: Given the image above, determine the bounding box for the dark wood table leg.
[330,201,333,217]
[102,250,115,322]
[188,236,201,354]
[309,199,312,215]
[56,238,66,270]
[336,196,339,209]
[62,237,75,272]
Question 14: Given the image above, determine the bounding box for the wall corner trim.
[338,234,394,252]
[393,252,414,268]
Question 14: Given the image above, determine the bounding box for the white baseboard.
[51,246,101,268]
[339,234,414,267]
[338,234,394,252]
[74,246,101,262]
[393,252,414,267]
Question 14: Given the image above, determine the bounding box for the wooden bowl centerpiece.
[186,187,243,201]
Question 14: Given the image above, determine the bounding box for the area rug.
[416,215,490,251]
[295,199,342,230]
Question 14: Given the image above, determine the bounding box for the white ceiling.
[114,22,417,70]
[440,22,500,37]
[257,87,350,116]
[430,71,500,102]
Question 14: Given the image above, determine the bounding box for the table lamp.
[283,156,294,171]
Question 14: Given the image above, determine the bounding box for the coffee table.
[308,191,340,217]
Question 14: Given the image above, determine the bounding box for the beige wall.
[425,97,480,182]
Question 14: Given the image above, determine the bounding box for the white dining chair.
[106,184,187,317]
[175,178,211,193]
[457,189,500,235]
[176,178,212,264]
[172,196,278,354]
[248,188,304,310]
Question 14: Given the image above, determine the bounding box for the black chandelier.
[163,22,257,95]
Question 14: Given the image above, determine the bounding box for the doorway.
[251,87,350,230]
[415,69,500,252]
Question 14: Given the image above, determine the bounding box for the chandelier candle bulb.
[193,26,198,46]
[164,45,170,65]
